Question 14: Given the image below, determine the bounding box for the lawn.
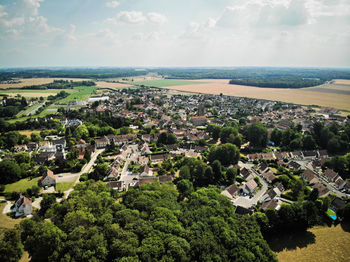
[326,208,336,217]
[268,224,350,262]
[56,182,75,192]
[131,79,206,88]
[0,202,23,230]
[4,177,40,193]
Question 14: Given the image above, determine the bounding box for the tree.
[270,128,283,146]
[309,188,319,201]
[73,124,89,140]
[176,179,194,200]
[0,160,22,184]
[208,143,240,166]
[0,229,24,262]
[39,194,57,217]
[303,135,316,150]
[179,165,191,180]
[219,127,238,144]
[226,168,237,185]
[246,122,268,148]
[89,163,109,181]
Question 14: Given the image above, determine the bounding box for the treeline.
[229,77,323,88]
[0,68,148,80]
[21,80,96,90]
[1,181,276,261]
[150,67,350,81]
[0,97,27,118]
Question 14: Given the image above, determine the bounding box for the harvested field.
[96,81,133,89]
[159,79,350,111]
[132,79,207,88]
[18,130,47,137]
[269,224,350,262]
[0,78,91,89]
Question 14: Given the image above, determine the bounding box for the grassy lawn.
[56,182,75,192]
[268,224,350,262]
[131,79,206,88]
[4,177,40,193]
[0,202,23,230]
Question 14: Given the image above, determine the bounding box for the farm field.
[158,79,350,111]
[131,79,207,88]
[0,78,91,89]
[58,85,98,104]
[95,81,133,89]
[268,224,350,262]
[17,130,43,136]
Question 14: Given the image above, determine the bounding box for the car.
[58,174,63,177]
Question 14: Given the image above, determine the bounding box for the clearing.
[158,79,350,111]
[56,182,75,192]
[268,224,350,262]
[17,130,43,137]
[95,81,134,89]
[4,177,40,193]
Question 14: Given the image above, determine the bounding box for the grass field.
[132,79,207,88]
[0,203,23,230]
[268,224,350,262]
[158,79,350,111]
[0,89,60,98]
[58,86,98,104]
[4,177,40,193]
[96,81,134,89]
[56,182,75,192]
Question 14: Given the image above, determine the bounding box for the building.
[95,136,110,149]
[11,195,32,217]
[38,169,56,188]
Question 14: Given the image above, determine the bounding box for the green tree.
[208,143,240,166]
[0,229,24,262]
[246,122,268,148]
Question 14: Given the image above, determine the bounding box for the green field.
[4,177,40,193]
[0,203,23,230]
[56,182,75,192]
[58,86,98,103]
[131,79,206,88]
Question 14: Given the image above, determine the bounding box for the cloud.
[147,12,168,25]
[117,11,147,24]
[106,1,120,8]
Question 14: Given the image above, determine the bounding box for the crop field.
[158,79,350,111]
[0,78,91,89]
[131,79,207,88]
[18,130,43,136]
[269,224,350,262]
[95,81,133,89]
[0,89,62,98]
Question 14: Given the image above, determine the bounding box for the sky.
[0,0,349,68]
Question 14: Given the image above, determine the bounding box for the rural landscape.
[1,0,350,262]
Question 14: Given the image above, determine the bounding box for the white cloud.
[106,1,120,8]
[117,11,147,24]
[147,12,168,25]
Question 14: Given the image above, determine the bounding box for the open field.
[0,89,76,98]
[58,85,98,104]
[158,79,350,111]
[0,203,23,230]
[268,224,350,262]
[131,79,207,88]
[96,81,134,89]
[0,78,91,89]
[18,130,43,136]
[4,177,40,193]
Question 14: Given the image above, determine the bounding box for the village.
[2,86,349,220]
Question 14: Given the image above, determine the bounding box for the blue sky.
[0,0,349,67]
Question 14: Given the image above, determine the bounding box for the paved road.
[118,145,140,189]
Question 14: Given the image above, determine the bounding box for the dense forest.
[21,80,96,90]
[229,77,323,88]
[0,181,277,262]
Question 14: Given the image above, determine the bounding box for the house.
[150,154,169,163]
[11,195,32,217]
[222,184,240,199]
[258,162,268,173]
[243,179,258,194]
[76,139,88,149]
[27,142,38,151]
[303,150,318,159]
[140,165,151,176]
[136,156,149,165]
[106,181,126,192]
[235,205,254,215]
[262,199,280,211]
[38,169,56,188]
[288,161,301,170]
[240,167,253,180]
[95,136,110,149]
[135,177,158,186]
[190,116,207,126]
[262,171,276,184]
[302,169,318,184]
[261,188,281,203]
[52,137,66,149]
[274,182,285,193]
[318,150,328,159]
[36,151,55,164]
[334,177,346,190]
[330,197,347,212]
[13,145,28,152]
[323,168,339,182]
[261,153,275,160]
[290,151,303,160]
[312,182,329,196]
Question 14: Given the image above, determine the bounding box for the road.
[118,145,140,189]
